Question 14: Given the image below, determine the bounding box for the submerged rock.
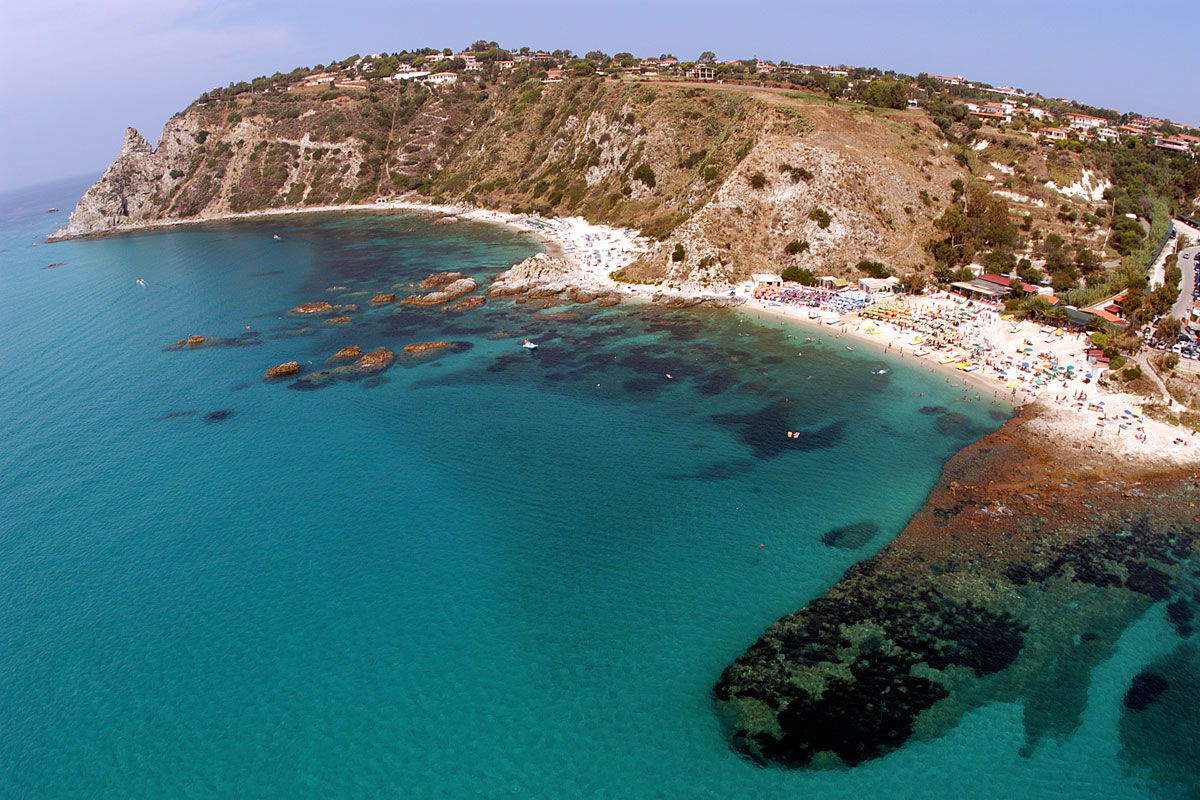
[821,522,881,549]
[202,409,234,423]
[446,295,486,312]
[325,316,351,324]
[171,334,211,348]
[264,361,301,378]
[1123,672,1169,711]
[370,293,396,305]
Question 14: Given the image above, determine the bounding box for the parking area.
[1153,241,1199,361]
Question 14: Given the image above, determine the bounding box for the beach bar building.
[752,273,782,287]
[950,278,1010,301]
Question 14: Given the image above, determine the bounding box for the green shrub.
[671,243,686,262]
[748,172,768,189]
[1122,365,1143,381]
[856,259,891,278]
[632,163,656,188]
[809,207,832,228]
[784,239,809,255]
[781,266,816,285]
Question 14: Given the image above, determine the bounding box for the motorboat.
[522,339,538,350]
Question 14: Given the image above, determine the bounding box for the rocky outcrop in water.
[331,345,362,360]
[290,302,333,315]
[51,129,163,239]
[402,277,477,306]
[715,408,1200,768]
[488,254,578,297]
[402,341,452,354]
[354,348,394,371]
[170,334,211,348]
[420,271,465,288]
[370,293,396,305]
[264,361,301,378]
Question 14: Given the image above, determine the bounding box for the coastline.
[47,197,1198,467]
[716,403,1200,768]
[741,293,1200,468]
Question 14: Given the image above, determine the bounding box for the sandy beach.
[742,290,1200,466]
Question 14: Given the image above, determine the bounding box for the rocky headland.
[715,404,1199,768]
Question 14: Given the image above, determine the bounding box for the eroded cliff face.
[57,127,170,237]
[52,79,967,285]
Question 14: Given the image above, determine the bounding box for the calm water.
[0,177,1185,798]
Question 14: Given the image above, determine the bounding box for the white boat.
[522,339,538,350]
[272,234,281,241]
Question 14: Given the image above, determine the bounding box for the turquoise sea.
[0,176,1191,798]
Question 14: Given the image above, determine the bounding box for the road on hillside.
[1173,243,1198,323]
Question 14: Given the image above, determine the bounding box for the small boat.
[522,339,538,350]
[272,234,281,241]
[846,346,854,351]
[136,278,146,287]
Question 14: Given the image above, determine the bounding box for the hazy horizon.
[2,0,1196,191]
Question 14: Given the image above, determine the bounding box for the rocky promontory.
[715,406,1200,768]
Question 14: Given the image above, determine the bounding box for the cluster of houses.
[275,48,1199,153]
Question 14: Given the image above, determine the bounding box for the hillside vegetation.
[56,49,1200,298]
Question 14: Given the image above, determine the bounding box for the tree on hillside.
[826,77,849,99]
[697,51,716,64]
[1156,316,1182,342]
[781,265,816,284]
[860,80,909,109]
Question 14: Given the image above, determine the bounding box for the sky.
[1,0,1196,191]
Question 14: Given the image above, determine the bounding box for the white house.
[928,73,965,86]
[423,72,458,86]
[1067,113,1106,131]
[1095,127,1120,143]
[386,70,430,82]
